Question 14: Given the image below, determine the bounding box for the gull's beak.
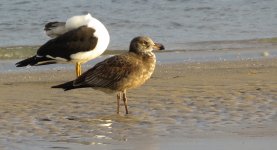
[153,43,165,51]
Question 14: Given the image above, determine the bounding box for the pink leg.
[122,90,129,114]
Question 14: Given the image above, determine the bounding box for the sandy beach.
[0,57,276,149]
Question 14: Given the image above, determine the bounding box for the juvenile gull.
[16,13,110,77]
[52,36,165,114]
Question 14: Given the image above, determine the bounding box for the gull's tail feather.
[15,56,56,67]
[52,81,75,91]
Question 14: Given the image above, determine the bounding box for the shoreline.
[0,48,276,74]
[1,37,277,60]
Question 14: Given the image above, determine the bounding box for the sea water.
[0,0,277,50]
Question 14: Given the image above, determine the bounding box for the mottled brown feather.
[73,52,156,92]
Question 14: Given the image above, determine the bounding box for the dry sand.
[0,58,276,149]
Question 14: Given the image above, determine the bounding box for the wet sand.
[0,58,276,149]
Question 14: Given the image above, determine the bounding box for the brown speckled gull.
[52,36,165,114]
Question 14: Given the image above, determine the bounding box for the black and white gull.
[16,13,110,77]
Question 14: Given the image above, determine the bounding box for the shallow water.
[1,0,277,49]
[1,47,277,73]
[0,80,276,149]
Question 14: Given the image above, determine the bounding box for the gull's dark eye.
[143,41,148,46]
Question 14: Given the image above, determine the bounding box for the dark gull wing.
[37,26,98,60]
[73,53,140,90]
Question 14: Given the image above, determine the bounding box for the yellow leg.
[75,62,82,77]
[78,63,82,76]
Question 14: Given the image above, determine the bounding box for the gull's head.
[129,36,165,54]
